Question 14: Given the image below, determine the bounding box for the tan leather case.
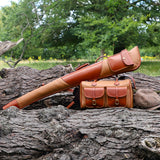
[80,79,133,109]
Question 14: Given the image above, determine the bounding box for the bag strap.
[75,55,108,72]
[148,104,160,110]
[66,86,80,109]
[118,74,136,89]
[95,55,108,63]
[67,101,75,109]
[75,63,89,71]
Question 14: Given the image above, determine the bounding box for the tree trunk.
[0,66,160,160]
[113,41,125,54]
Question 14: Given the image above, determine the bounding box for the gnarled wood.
[0,106,160,160]
[0,38,24,56]
[129,72,160,92]
[0,66,160,159]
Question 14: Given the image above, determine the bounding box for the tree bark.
[1,106,160,160]
[0,66,160,160]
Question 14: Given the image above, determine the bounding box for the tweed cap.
[134,89,160,109]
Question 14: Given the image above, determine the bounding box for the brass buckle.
[92,99,96,106]
[115,99,119,106]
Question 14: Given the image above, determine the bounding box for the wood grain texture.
[0,106,160,160]
[0,66,160,159]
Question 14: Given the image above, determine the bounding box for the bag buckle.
[92,99,96,106]
[115,99,119,105]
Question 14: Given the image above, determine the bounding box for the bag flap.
[107,87,127,98]
[84,88,104,98]
[121,50,134,66]
[108,49,134,72]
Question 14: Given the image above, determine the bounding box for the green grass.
[16,60,94,70]
[0,60,95,70]
[17,61,62,70]
[0,60,160,76]
[134,61,160,76]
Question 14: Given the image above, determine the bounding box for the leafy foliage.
[0,0,159,60]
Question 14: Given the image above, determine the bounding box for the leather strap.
[118,74,136,89]
[148,104,160,110]
[95,55,108,63]
[75,63,89,70]
[67,101,75,109]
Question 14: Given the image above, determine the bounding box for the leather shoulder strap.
[118,74,136,89]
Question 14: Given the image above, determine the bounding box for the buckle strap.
[67,101,75,109]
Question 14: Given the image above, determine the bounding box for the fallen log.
[0,66,160,160]
[0,106,160,160]
[129,72,160,92]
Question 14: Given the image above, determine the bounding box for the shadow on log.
[0,66,160,160]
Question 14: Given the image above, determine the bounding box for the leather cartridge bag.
[80,79,133,109]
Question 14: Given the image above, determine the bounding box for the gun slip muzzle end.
[3,78,70,110]
[3,100,20,110]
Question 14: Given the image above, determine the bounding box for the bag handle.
[75,63,89,71]
[95,55,108,63]
[75,55,108,71]
[118,74,136,89]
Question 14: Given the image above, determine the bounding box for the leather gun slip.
[3,46,141,110]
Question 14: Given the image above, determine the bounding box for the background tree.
[0,0,159,61]
[0,0,43,60]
